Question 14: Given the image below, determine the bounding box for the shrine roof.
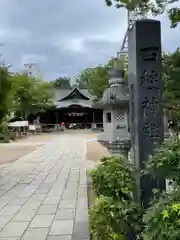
[53,87,94,109]
[53,87,93,102]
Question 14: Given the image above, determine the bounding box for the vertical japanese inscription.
[139,47,162,144]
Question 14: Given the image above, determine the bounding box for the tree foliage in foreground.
[105,0,180,28]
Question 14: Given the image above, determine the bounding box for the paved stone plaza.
[0,134,89,240]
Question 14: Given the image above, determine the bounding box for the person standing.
[60,121,65,131]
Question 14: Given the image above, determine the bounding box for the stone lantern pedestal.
[103,139,131,159]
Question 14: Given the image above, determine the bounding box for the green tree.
[75,57,127,99]
[105,0,180,28]
[32,81,54,112]
[10,73,54,119]
[0,66,13,142]
[75,68,94,88]
[163,48,180,132]
[77,81,88,89]
[75,66,108,98]
[0,67,11,124]
[52,77,72,89]
[86,65,109,99]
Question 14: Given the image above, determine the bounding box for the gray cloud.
[0,0,179,80]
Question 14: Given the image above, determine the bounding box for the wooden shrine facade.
[39,87,103,128]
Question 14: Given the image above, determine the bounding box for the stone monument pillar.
[128,19,165,206]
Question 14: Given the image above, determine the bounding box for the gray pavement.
[0,134,89,240]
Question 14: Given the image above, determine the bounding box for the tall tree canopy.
[75,57,128,99]
[75,66,108,99]
[105,0,180,28]
[52,77,72,89]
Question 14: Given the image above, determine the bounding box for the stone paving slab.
[0,134,89,240]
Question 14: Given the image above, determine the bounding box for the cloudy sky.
[0,0,179,80]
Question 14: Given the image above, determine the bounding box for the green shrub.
[89,156,135,201]
[89,196,142,240]
[89,196,116,240]
[0,123,10,143]
[89,140,180,240]
[145,139,180,186]
[89,156,142,239]
[142,140,180,239]
[142,188,180,240]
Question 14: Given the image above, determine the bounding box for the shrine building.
[39,87,103,129]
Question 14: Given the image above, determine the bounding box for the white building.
[24,63,42,79]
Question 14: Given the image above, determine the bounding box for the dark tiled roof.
[53,87,94,109]
[53,87,93,102]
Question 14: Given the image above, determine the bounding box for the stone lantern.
[94,59,130,159]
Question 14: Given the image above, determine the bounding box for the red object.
[61,122,65,126]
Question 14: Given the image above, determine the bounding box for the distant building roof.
[53,87,94,109]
